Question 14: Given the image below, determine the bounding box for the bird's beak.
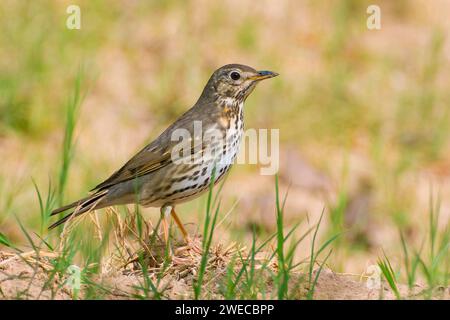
[249,70,279,81]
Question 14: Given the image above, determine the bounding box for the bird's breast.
[139,102,244,207]
[216,101,244,168]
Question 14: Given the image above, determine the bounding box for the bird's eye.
[230,71,241,81]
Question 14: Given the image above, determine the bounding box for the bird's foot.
[174,235,203,256]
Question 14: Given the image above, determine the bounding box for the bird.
[49,64,278,244]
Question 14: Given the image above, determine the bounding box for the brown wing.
[91,147,172,191]
[91,103,219,191]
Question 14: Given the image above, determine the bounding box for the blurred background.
[0,0,449,280]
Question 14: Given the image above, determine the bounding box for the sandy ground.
[1,250,447,300]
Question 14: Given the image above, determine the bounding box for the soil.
[1,250,447,300]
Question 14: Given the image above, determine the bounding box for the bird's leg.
[160,206,189,264]
[171,207,202,255]
[170,207,188,242]
[160,206,171,246]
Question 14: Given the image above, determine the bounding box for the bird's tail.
[48,189,109,230]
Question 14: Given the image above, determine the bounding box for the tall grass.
[378,251,401,299]
[411,193,449,295]
[26,69,86,236]
[306,209,340,300]
[57,69,85,207]
[218,176,339,300]
[382,190,449,299]
[274,175,288,299]
[194,167,220,299]
[221,227,277,299]
[0,232,13,248]
[4,70,103,299]
[32,178,56,236]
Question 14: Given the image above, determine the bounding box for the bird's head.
[201,64,278,104]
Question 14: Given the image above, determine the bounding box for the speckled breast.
[141,103,244,207]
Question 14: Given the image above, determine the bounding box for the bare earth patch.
[0,251,71,300]
[1,249,447,300]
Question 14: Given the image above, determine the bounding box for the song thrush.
[49,64,278,242]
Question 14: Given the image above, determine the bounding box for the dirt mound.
[1,250,447,300]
